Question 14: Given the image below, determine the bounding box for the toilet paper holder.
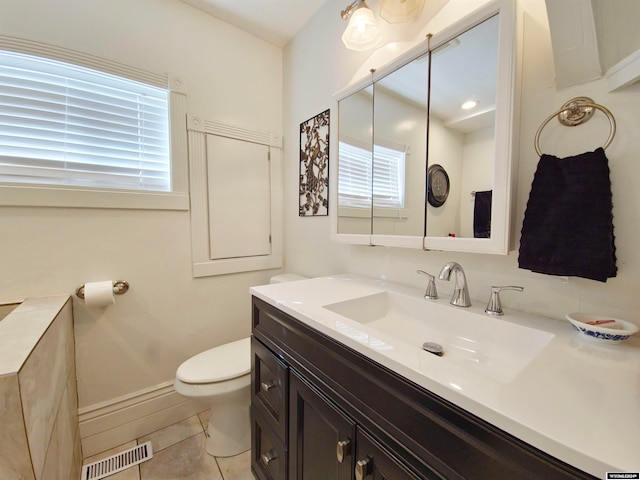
[76,280,130,300]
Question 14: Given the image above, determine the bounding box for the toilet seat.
[176,337,250,384]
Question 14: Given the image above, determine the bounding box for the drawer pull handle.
[261,381,276,392]
[355,457,371,480]
[261,450,277,465]
[336,439,351,463]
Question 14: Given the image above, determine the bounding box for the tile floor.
[82,410,254,480]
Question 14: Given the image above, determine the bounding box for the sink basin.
[323,292,554,383]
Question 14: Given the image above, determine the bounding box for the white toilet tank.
[270,273,307,284]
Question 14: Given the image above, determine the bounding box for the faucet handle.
[485,286,524,316]
[417,270,438,300]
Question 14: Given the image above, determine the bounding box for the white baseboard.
[79,381,208,458]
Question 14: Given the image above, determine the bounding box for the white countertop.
[251,274,640,478]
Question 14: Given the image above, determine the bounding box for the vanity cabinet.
[251,296,597,480]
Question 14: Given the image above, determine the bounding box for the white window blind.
[338,139,405,209]
[338,139,372,208]
[373,143,405,209]
[0,51,171,192]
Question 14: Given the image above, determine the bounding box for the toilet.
[173,273,306,457]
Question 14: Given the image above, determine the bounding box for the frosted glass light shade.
[342,3,381,51]
[380,0,426,23]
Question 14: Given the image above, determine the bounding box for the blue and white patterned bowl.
[566,313,639,345]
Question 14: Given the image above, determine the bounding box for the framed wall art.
[299,109,330,216]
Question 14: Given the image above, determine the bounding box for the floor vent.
[81,441,153,480]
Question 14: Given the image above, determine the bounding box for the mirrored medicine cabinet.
[332,0,517,254]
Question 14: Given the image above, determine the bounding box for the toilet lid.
[176,337,251,384]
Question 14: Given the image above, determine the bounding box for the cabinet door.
[354,428,426,480]
[289,372,355,480]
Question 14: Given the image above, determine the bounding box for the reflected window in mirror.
[337,85,374,235]
[339,140,406,211]
[372,52,429,238]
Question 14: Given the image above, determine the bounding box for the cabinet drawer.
[252,336,288,442]
[354,427,436,480]
[252,406,288,480]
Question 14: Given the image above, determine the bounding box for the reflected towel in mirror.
[473,190,492,238]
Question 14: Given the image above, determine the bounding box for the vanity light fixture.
[380,0,426,23]
[340,0,381,51]
[461,99,478,110]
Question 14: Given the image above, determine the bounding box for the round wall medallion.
[427,164,450,207]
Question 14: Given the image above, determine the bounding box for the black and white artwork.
[299,109,329,216]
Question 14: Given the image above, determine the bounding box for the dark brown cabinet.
[289,372,355,480]
[251,296,597,480]
[354,429,423,480]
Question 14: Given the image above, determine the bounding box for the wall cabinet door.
[289,372,355,480]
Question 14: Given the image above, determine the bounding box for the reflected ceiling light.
[380,0,426,23]
[340,0,381,51]
[461,100,478,110]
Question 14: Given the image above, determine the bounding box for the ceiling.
[180,0,498,133]
[179,0,331,47]
[376,13,498,133]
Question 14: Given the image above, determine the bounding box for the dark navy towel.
[473,190,492,238]
[518,148,616,282]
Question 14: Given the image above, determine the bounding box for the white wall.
[0,0,283,411]
[284,0,640,324]
[425,116,464,237]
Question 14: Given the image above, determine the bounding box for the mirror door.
[424,1,515,254]
[337,85,374,237]
[426,14,499,240]
[371,52,429,246]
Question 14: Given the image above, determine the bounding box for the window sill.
[0,185,189,211]
[338,206,409,219]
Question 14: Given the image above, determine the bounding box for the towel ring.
[534,97,616,156]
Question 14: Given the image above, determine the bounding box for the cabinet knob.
[355,457,372,480]
[261,450,277,465]
[260,381,276,392]
[336,438,351,463]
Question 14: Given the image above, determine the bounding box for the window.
[338,139,406,210]
[0,36,188,210]
[0,51,170,191]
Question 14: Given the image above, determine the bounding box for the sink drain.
[422,342,444,356]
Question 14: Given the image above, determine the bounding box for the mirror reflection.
[372,52,429,237]
[337,85,373,235]
[426,14,499,239]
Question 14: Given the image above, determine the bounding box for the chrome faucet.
[438,262,471,307]
[416,270,438,300]
[485,286,524,315]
